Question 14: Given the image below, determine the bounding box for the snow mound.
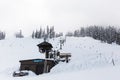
[0,37,120,80]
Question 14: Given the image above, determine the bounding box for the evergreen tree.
[15,30,24,38]
[32,31,35,38]
[0,31,5,40]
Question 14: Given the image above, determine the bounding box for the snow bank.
[0,37,120,80]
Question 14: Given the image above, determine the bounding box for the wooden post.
[112,59,115,66]
[66,56,69,63]
[44,51,48,73]
[43,59,48,73]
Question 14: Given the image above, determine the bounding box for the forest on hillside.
[66,26,120,45]
[1,25,120,45]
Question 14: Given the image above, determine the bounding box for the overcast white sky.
[0,0,120,36]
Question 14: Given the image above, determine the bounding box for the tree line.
[66,26,120,45]
[32,26,63,39]
[2,25,120,45]
[0,26,63,40]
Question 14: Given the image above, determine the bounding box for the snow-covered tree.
[0,31,5,40]
[15,30,24,38]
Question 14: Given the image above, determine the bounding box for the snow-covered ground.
[0,37,120,80]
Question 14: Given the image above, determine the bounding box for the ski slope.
[0,37,120,80]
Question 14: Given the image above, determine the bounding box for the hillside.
[0,37,120,80]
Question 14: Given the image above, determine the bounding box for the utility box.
[19,59,56,75]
